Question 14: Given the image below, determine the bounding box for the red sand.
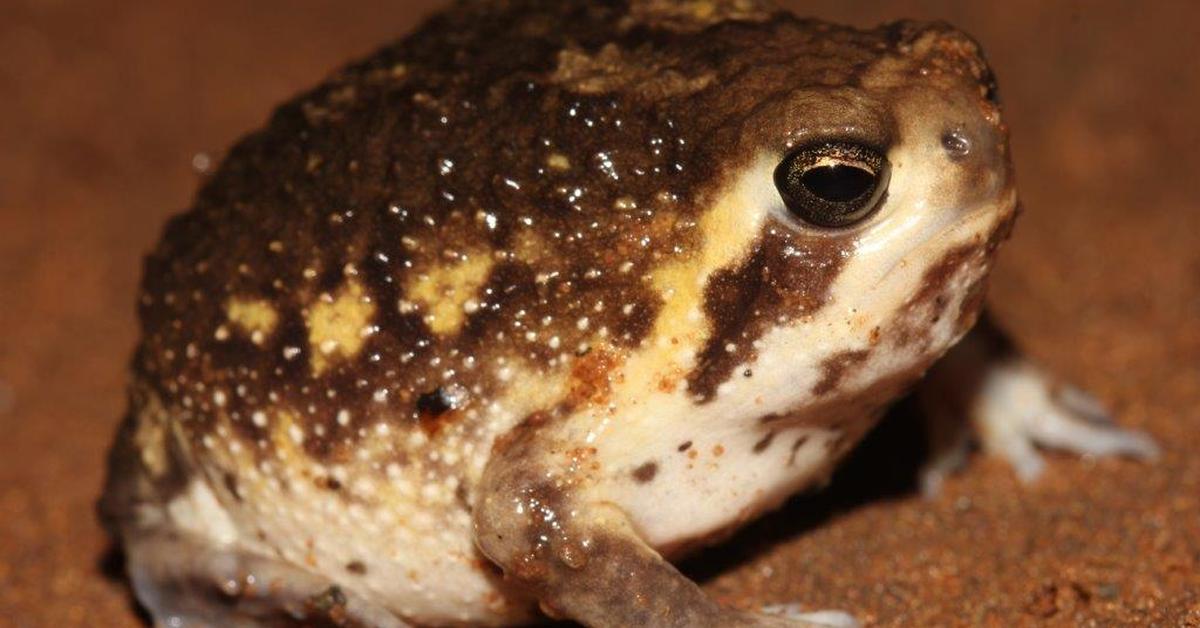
[1,1,1197,625]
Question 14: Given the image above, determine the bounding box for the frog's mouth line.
[861,190,1015,293]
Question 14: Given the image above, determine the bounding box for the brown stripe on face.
[686,221,854,401]
[889,241,988,352]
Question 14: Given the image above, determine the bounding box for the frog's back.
[135,1,708,457]
[127,0,905,483]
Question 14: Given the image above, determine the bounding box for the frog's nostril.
[941,130,972,160]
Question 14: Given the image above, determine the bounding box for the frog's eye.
[773,142,890,229]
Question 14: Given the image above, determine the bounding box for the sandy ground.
[1,1,1197,626]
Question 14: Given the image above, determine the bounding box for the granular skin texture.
[1,1,1198,626]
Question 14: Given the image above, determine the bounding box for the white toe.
[1028,405,1160,459]
[974,360,1159,481]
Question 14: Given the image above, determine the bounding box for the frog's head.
[606,20,1018,548]
[673,20,1017,404]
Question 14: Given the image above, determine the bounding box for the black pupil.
[801,164,876,203]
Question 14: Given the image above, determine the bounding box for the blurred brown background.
[1,1,1197,626]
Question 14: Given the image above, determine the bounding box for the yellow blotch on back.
[226,298,279,344]
[306,279,375,375]
[624,157,771,390]
[268,409,307,463]
[404,251,493,336]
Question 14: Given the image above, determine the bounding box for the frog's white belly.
[154,465,527,626]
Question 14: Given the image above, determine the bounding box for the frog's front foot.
[473,420,857,628]
[920,318,1159,493]
[968,358,1159,481]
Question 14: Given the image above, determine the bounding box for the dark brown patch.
[677,440,692,452]
[454,482,471,508]
[812,349,871,395]
[415,386,461,435]
[686,243,772,401]
[752,430,776,453]
[631,461,659,483]
[687,226,854,402]
[892,243,987,350]
[905,244,983,313]
[345,561,367,575]
[416,387,455,417]
[223,472,242,502]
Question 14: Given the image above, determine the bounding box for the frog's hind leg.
[122,528,408,628]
